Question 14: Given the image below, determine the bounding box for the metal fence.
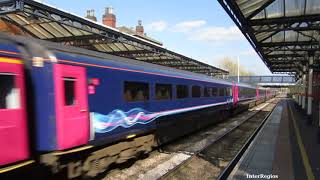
[227,76,296,85]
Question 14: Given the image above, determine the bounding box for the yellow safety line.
[0,160,34,174]
[0,57,23,64]
[52,145,93,155]
[289,104,315,180]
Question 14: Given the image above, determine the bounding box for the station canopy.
[219,0,320,76]
[0,0,228,76]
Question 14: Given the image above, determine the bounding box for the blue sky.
[40,0,272,75]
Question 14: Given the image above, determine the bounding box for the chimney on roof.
[102,7,116,28]
[85,9,97,22]
[136,20,144,35]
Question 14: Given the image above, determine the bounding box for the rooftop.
[0,0,228,76]
[219,0,320,76]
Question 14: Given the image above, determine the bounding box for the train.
[0,33,276,178]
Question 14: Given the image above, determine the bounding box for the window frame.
[211,87,218,96]
[0,73,20,110]
[124,81,150,102]
[218,87,225,96]
[192,85,201,98]
[203,86,211,97]
[63,77,76,106]
[176,84,189,99]
[155,83,173,101]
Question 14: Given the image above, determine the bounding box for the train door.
[54,64,89,150]
[232,83,239,105]
[0,61,29,165]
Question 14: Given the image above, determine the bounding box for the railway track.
[102,98,279,180]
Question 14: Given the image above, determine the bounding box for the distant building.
[117,22,163,46]
[85,6,163,46]
[85,9,97,22]
[135,20,144,35]
[102,7,116,28]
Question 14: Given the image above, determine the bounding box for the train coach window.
[250,89,256,95]
[156,84,172,100]
[124,81,149,102]
[192,86,201,98]
[64,78,76,106]
[219,88,226,96]
[204,87,210,97]
[176,85,188,99]
[0,74,20,109]
[211,87,218,96]
[226,88,232,96]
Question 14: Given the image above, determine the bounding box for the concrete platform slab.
[228,101,283,180]
[228,99,319,180]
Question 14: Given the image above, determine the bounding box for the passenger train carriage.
[0,33,275,178]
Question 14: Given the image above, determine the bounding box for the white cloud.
[146,21,167,32]
[188,26,243,42]
[171,20,206,32]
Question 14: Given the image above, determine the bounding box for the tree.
[218,57,255,76]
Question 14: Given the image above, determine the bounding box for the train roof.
[236,82,257,89]
[2,33,234,85]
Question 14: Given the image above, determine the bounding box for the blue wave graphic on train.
[92,108,159,133]
[91,101,232,133]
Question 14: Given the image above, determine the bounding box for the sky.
[39,0,272,75]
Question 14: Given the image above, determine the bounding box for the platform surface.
[228,98,320,180]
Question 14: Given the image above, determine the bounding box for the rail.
[159,99,278,179]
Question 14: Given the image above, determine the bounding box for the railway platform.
[228,98,320,180]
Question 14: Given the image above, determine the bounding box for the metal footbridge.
[227,76,296,87]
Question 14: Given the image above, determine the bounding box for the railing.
[227,76,296,85]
